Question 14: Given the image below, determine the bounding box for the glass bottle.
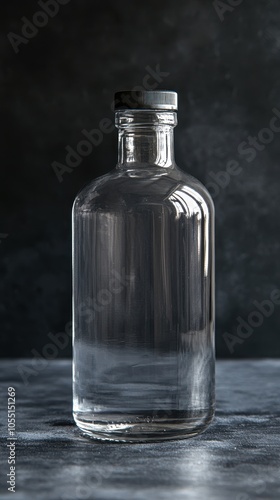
[72,91,215,442]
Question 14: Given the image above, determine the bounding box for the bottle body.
[73,97,215,442]
[73,169,215,442]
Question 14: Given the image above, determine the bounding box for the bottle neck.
[115,110,177,169]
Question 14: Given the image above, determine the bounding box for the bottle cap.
[114,90,178,111]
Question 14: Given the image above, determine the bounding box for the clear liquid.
[73,168,215,441]
[74,337,214,441]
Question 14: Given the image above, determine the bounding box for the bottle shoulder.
[73,166,214,216]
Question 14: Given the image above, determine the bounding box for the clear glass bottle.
[72,91,215,442]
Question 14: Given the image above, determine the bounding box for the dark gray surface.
[0,359,279,499]
[1,0,280,358]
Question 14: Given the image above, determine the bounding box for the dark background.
[1,0,279,358]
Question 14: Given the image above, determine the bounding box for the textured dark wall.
[1,0,280,358]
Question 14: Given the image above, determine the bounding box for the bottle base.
[73,408,215,443]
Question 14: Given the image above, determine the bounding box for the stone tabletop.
[0,359,279,500]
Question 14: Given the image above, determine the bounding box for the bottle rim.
[114,90,178,111]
